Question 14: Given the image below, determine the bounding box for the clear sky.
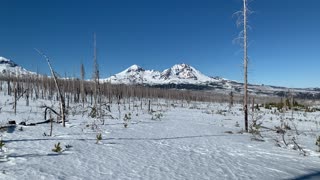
[0,0,319,88]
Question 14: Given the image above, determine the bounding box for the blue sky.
[0,0,319,88]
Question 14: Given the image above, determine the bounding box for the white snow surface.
[0,57,35,76]
[1,95,320,179]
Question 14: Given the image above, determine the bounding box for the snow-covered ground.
[1,95,320,180]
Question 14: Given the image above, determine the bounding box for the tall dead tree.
[243,0,249,132]
[235,0,250,131]
[80,63,85,107]
[36,49,66,127]
[92,33,100,108]
[234,0,250,132]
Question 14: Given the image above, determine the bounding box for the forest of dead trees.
[0,73,286,110]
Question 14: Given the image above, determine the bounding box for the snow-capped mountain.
[1,56,320,99]
[160,64,213,83]
[104,63,217,85]
[103,63,320,98]
[0,57,35,76]
[105,64,161,84]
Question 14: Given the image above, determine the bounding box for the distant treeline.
[0,74,307,106]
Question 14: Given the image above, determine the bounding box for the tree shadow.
[103,120,159,126]
[0,153,67,163]
[3,138,94,143]
[289,170,320,180]
[4,134,233,144]
[8,153,67,158]
[107,134,231,141]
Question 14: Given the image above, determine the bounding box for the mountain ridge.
[1,56,320,98]
[0,57,35,76]
[103,63,220,85]
[102,63,320,98]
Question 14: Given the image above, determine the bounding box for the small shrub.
[316,136,320,152]
[124,123,128,128]
[89,107,97,118]
[96,133,102,144]
[52,142,62,153]
[124,113,131,121]
[0,140,5,151]
[235,121,240,127]
[249,114,263,141]
[123,113,131,128]
[152,112,163,120]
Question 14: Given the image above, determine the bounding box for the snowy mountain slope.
[103,63,320,98]
[1,56,319,98]
[160,63,213,84]
[105,64,161,84]
[0,57,35,76]
[103,63,218,85]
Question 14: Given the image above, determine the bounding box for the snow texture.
[1,95,320,179]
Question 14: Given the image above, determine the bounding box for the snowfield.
[1,95,320,180]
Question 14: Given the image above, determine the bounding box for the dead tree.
[243,0,249,132]
[35,49,66,127]
[92,33,100,108]
[229,91,234,109]
[80,63,85,107]
[13,80,17,115]
[235,0,251,132]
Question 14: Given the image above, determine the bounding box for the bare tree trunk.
[80,63,85,107]
[93,33,99,109]
[49,111,53,136]
[243,0,249,132]
[229,91,234,109]
[36,49,66,127]
[252,97,255,112]
[14,81,17,115]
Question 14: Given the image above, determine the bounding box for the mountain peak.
[172,63,190,69]
[0,56,35,75]
[0,56,18,67]
[160,63,205,81]
[103,63,212,85]
[0,57,10,62]
[126,64,144,73]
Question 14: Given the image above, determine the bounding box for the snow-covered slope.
[0,57,35,76]
[104,63,217,85]
[105,64,161,84]
[160,63,213,84]
[103,63,320,98]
